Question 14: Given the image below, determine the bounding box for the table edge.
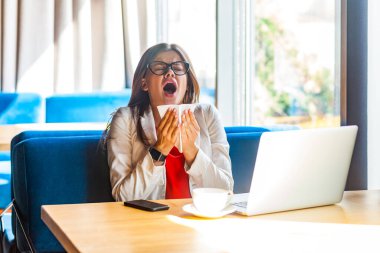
[41,205,80,253]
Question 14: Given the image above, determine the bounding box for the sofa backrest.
[12,135,114,252]
[45,90,131,123]
[225,126,270,134]
[10,130,104,150]
[0,93,42,124]
[227,132,264,193]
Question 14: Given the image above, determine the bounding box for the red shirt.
[165,146,191,199]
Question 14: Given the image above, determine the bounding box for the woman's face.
[142,50,188,108]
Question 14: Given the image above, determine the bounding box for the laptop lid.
[241,125,358,216]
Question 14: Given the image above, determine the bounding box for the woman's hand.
[181,109,200,165]
[154,108,180,155]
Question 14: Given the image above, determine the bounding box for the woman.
[107,43,233,201]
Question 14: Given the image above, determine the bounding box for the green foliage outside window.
[255,17,334,118]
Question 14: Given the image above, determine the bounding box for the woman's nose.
[164,68,175,78]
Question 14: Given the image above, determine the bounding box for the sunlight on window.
[253,0,339,128]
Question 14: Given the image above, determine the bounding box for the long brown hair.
[127,43,200,146]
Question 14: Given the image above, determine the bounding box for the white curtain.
[0,0,153,96]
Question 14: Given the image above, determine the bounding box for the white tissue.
[157,104,197,152]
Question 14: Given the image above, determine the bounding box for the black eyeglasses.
[147,61,190,76]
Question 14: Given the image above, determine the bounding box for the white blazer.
[107,103,233,201]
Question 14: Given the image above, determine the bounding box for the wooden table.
[41,190,380,253]
[0,123,106,150]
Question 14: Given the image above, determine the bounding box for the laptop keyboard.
[233,201,248,208]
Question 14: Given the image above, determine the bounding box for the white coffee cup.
[192,188,233,214]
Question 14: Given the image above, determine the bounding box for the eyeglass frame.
[146,61,190,76]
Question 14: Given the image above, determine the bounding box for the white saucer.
[182,204,236,218]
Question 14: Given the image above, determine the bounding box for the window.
[218,0,340,128]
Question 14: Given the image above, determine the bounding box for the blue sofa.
[45,90,132,123]
[10,131,113,252]
[2,127,269,252]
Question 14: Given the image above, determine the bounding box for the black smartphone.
[124,200,170,212]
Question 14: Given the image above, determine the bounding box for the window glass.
[253,0,339,128]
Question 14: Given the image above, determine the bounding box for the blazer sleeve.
[186,104,234,191]
[107,108,165,201]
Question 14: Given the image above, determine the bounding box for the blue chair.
[45,90,132,123]
[0,93,42,124]
[0,152,10,161]
[0,161,11,209]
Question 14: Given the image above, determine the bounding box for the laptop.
[232,125,358,216]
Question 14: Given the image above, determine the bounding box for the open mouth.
[163,83,177,95]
